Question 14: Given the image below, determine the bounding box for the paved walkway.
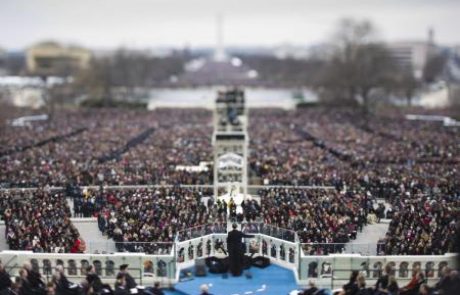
[345,200,391,255]
[345,221,389,255]
[66,198,74,216]
[0,225,8,251]
[71,218,117,254]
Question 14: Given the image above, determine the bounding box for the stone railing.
[299,252,457,289]
[0,250,177,287]
[0,230,456,289]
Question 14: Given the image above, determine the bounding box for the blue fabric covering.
[175,264,299,295]
[164,290,189,295]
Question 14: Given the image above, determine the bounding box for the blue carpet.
[164,290,189,295]
[175,264,299,295]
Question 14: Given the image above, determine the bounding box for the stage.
[174,264,299,295]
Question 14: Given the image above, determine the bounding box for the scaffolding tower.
[213,88,248,198]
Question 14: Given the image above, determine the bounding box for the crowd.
[380,193,459,255]
[0,108,87,157]
[0,105,459,257]
[91,187,225,253]
[1,260,459,295]
[0,109,213,188]
[0,189,84,253]
[249,108,459,255]
[321,264,460,295]
[0,261,169,295]
[0,109,149,187]
[249,108,459,197]
[2,107,458,194]
[72,188,106,218]
[109,123,213,185]
[257,188,370,254]
[249,109,346,187]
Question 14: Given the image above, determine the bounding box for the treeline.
[6,18,453,114]
[72,49,186,104]
[309,19,446,113]
[245,19,449,114]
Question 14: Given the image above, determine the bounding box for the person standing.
[226,223,254,276]
[117,265,136,290]
[85,265,104,295]
[0,262,12,295]
[114,274,129,295]
[151,282,164,295]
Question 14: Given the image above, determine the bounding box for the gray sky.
[1,0,459,50]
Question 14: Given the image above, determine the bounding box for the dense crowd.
[257,188,370,254]
[249,108,460,197]
[322,264,460,295]
[110,123,213,185]
[380,193,459,255]
[1,260,459,295]
[0,109,213,188]
[0,106,459,257]
[90,187,225,253]
[0,261,170,295]
[0,107,87,157]
[248,108,459,255]
[0,189,84,253]
[2,107,458,193]
[249,109,345,187]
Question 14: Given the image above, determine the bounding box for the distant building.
[0,48,7,76]
[448,83,460,105]
[386,28,437,79]
[26,41,91,76]
[454,46,460,57]
[386,41,433,79]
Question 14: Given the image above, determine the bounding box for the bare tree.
[395,68,420,106]
[317,18,397,114]
[449,83,460,119]
[73,57,113,105]
[423,53,447,83]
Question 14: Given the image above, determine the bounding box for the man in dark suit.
[0,262,12,295]
[226,223,254,276]
[85,265,105,295]
[118,264,137,290]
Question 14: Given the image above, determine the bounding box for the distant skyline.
[1,0,460,50]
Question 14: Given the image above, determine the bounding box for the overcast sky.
[1,0,460,50]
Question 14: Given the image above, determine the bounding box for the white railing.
[301,242,385,256]
[87,241,175,256]
[298,253,457,288]
[0,250,177,287]
[0,233,456,290]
